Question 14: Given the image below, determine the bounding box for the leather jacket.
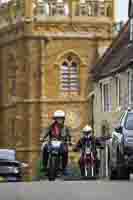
[41,123,71,143]
[75,135,101,152]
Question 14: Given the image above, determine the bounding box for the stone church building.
[0,0,115,178]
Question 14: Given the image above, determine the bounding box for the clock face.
[65,111,80,129]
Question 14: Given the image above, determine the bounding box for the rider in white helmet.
[53,110,65,118]
[41,110,71,175]
[82,125,92,138]
[74,124,101,176]
[53,110,65,125]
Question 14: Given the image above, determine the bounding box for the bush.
[35,159,45,180]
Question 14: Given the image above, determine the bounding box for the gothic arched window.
[60,55,80,95]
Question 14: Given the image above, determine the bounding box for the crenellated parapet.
[0,0,114,30]
[33,0,113,18]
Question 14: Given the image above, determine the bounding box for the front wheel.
[116,149,130,180]
[48,155,57,181]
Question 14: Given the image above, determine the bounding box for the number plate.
[51,141,61,148]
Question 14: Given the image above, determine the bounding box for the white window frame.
[130,18,133,41]
[128,70,133,106]
[116,74,121,108]
[99,78,111,112]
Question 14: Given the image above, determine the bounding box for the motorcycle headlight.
[124,155,128,160]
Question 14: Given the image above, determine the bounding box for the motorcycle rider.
[74,125,101,176]
[40,110,72,175]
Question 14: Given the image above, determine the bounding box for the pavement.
[0,179,133,200]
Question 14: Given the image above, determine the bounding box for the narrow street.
[0,2,132,200]
[0,180,133,200]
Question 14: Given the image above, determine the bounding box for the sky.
[117,0,128,21]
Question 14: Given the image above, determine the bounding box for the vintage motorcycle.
[80,140,97,178]
[41,136,72,181]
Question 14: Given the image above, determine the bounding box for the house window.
[116,76,122,107]
[60,56,80,94]
[128,71,133,106]
[101,82,111,112]
[130,18,133,41]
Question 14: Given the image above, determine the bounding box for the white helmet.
[53,110,65,118]
[82,125,92,132]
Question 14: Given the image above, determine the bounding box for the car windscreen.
[125,113,133,130]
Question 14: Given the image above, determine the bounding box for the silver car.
[108,109,133,180]
[0,149,28,182]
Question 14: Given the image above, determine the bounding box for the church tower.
[0,0,115,178]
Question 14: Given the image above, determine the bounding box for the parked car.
[0,149,27,182]
[108,108,133,180]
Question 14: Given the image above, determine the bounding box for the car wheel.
[108,152,117,180]
[116,149,130,180]
[117,167,130,180]
[123,169,130,180]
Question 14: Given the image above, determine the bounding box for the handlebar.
[40,137,75,148]
[40,138,47,142]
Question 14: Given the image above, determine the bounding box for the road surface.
[0,180,133,200]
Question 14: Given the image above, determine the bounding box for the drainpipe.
[91,94,94,133]
[87,91,95,134]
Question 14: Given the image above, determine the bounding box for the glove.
[69,142,73,146]
[72,147,78,152]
